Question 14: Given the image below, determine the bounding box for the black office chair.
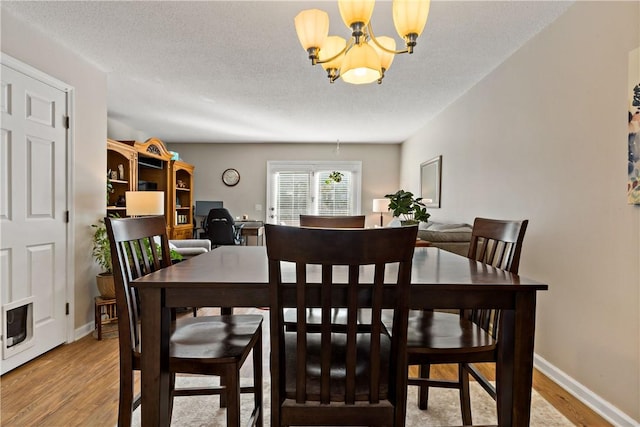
[204,208,244,247]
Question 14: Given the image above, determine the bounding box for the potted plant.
[91,218,116,298]
[106,175,114,205]
[324,171,344,184]
[384,190,431,225]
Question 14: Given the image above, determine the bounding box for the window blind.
[275,172,310,226]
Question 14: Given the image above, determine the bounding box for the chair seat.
[284,331,391,401]
[133,314,263,368]
[171,314,263,361]
[406,311,496,361]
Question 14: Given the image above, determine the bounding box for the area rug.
[132,309,572,426]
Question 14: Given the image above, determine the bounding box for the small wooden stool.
[94,297,117,340]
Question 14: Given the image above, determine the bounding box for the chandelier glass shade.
[294,0,430,84]
[341,42,381,84]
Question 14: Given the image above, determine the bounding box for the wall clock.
[222,168,240,187]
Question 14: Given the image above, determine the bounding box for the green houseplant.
[106,177,114,205]
[324,171,344,184]
[384,190,431,225]
[91,218,115,298]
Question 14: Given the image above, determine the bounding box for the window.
[266,161,362,225]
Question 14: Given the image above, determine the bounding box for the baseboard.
[74,321,95,340]
[534,354,639,427]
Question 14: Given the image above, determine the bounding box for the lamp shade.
[340,42,382,84]
[319,36,347,70]
[372,198,389,213]
[369,36,396,71]
[338,0,375,28]
[126,191,165,216]
[294,9,329,51]
[393,0,431,39]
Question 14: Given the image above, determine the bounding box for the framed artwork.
[628,46,640,204]
[420,155,442,208]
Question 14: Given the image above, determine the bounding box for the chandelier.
[294,0,431,85]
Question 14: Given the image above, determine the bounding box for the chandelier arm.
[366,23,409,55]
[316,39,355,65]
[316,46,347,65]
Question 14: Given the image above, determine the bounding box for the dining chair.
[299,214,366,228]
[266,224,418,427]
[406,217,528,425]
[288,215,367,330]
[105,215,263,427]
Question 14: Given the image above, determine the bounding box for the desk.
[240,225,264,246]
[133,246,547,426]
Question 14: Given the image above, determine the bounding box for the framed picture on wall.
[420,155,442,208]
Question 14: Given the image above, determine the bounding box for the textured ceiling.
[2,1,573,144]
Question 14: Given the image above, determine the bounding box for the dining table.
[132,245,548,427]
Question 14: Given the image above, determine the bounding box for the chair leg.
[253,331,263,427]
[118,367,134,427]
[418,363,431,410]
[169,372,176,422]
[225,365,241,427]
[220,374,227,408]
[459,363,472,425]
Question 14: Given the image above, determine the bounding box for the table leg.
[139,288,172,426]
[496,292,537,426]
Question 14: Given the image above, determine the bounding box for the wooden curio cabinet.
[170,160,194,240]
[106,139,136,217]
[106,138,195,239]
[133,137,172,204]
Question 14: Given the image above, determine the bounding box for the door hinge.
[64,210,70,223]
[63,115,70,129]
[65,302,69,315]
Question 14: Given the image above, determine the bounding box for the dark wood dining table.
[132,245,548,426]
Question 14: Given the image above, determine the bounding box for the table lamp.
[126,191,165,217]
[372,198,389,227]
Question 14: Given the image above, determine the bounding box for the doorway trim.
[1,53,76,343]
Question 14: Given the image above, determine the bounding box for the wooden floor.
[1,318,611,427]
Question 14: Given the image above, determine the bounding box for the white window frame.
[266,160,362,225]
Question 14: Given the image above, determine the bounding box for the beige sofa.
[416,222,472,256]
[169,239,211,259]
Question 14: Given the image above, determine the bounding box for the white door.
[0,62,69,374]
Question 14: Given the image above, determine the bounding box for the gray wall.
[400,2,639,422]
[167,143,401,228]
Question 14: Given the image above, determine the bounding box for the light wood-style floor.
[1,315,611,427]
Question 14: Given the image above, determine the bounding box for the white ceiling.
[2,1,573,144]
